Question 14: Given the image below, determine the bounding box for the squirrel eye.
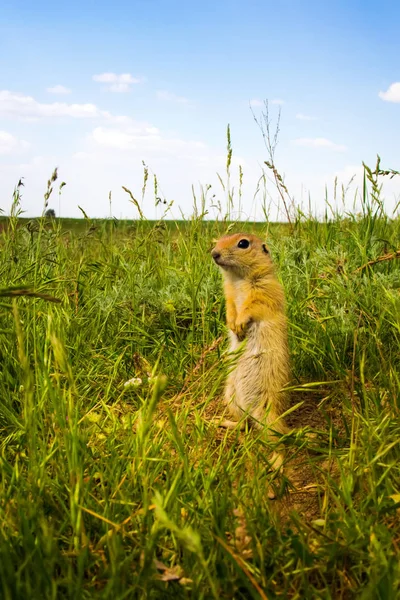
[237,239,250,249]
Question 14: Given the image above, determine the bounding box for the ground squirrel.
[211,233,290,437]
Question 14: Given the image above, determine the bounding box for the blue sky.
[1,0,399,219]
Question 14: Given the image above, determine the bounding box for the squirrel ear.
[262,244,269,254]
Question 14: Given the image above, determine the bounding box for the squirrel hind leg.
[265,405,288,437]
[218,419,245,430]
[224,377,244,420]
[250,399,288,432]
[223,369,237,403]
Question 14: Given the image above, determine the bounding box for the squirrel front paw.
[233,319,251,341]
[227,317,236,333]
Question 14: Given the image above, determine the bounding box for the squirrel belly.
[225,319,289,432]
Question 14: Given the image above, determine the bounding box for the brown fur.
[211,233,290,438]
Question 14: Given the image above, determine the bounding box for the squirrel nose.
[211,250,221,260]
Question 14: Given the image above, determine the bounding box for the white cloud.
[0,90,132,123]
[46,85,71,95]
[292,137,347,152]
[91,125,205,155]
[296,113,317,121]
[271,98,285,105]
[249,99,264,108]
[0,130,30,155]
[93,73,139,84]
[379,82,400,103]
[157,90,189,104]
[0,90,102,119]
[92,72,141,93]
[92,127,141,150]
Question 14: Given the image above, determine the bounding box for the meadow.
[0,159,400,599]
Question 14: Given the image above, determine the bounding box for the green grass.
[1,167,400,599]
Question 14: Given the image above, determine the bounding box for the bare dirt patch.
[197,387,348,522]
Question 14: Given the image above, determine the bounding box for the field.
[1,167,400,599]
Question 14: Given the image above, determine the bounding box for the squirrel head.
[211,233,274,279]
